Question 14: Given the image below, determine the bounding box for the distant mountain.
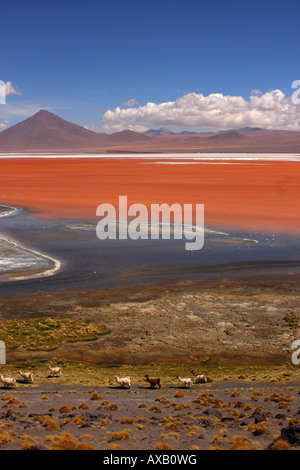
[0,110,105,150]
[177,130,199,135]
[0,110,299,152]
[109,129,151,142]
[0,110,149,151]
[209,130,245,140]
[144,127,176,136]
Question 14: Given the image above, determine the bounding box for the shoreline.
[0,203,61,281]
[0,151,299,160]
[0,203,20,218]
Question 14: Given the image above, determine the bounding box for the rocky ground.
[0,378,299,450]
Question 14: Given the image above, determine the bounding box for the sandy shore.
[0,157,299,234]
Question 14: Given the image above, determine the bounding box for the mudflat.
[0,280,299,365]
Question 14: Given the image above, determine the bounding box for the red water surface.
[0,158,299,234]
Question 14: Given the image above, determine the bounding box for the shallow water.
[0,204,299,297]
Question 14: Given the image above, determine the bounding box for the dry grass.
[1,393,11,401]
[78,402,90,410]
[90,392,102,401]
[248,422,270,436]
[21,435,39,450]
[19,402,28,408]
[109,430,131,441]
[149,405,162,413]
[108,443,124,450]
[0,429,14,446]
[270,439,290,450]
[156,442,174,450]
[119,417,137,425]
[0,360,298,390]
[7,397,20,405]
[175,391,185,398]
[46,432,96,450]
[59,405,72,413]
[229,435,260,450]
[79,434,96,442]
[164,422,180,432]
[155,396,171,405]
[42,416,60,431]
[72,416,86,426]
[0,318,109,351]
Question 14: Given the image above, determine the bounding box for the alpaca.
[114,375,131,389]
[176,375,193,388]
[47,364,62,377]
[0,374,16,388]
[191,370,207,383]
[145,375,161,389]
[18,370,34,383]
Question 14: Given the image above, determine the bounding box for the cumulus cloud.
[0,81,22,97]
[102,90,300,132]
[5,81,22,96]
[250,89,263,95]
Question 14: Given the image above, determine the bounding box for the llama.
[191,370,207,383]
[18,370,34,383]
[47,364,62,377]
[145,375,161,389]
[114,375,131,389]
[176,375,193,388]
[0,374,16,388]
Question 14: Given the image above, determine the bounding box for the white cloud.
[250,89,263,95]
[0,120,9,129]
[122,98,138,107]
[0,81,22,97]
[5,81,22,96]
[102,90,300,132]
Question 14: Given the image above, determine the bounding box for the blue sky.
[1,0,299,132]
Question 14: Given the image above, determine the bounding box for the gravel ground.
[0,380,299,450]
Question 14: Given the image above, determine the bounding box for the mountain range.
[0,110,299,152]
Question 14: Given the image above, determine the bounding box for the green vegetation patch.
[0,317,110,351]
